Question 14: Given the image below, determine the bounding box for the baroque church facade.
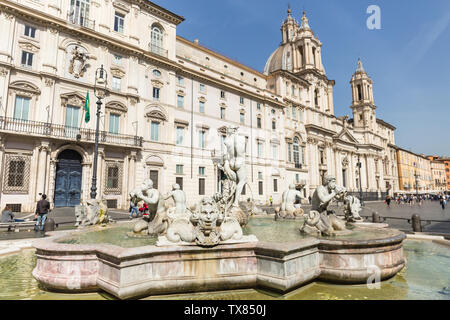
[0,1,398,212]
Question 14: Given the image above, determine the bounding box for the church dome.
[263,44,293,75]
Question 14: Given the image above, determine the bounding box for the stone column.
[82,163,91,204]
[0,12,14,64]
[127,151,136,197]
[35,143,50,201]
[47,159,57,203]
[41,28,59,74]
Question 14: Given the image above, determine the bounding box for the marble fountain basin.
[32,219,406,299]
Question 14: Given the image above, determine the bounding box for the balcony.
[148,43,168,58]
[67,11,95,30]
[0,116,143,148]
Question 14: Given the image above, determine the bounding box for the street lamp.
[356,146,364,206]
[90,64,107,199]
[413,162,419,199]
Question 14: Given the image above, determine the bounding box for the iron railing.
[148,43,168,58]
[0,116,143,147]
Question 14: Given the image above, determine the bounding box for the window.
[220,90,226,99]
[176,165,183,175]
[258,181,263,195]
[240,97,244,105]
[113,54,122,65]
[220,107,225,119]
[199,130,206,148]
[7,160,25,187]
[293,137,301,168]
[176,126,184,145]
[149,170,159,189]
[150,121,159,141]
[291,85,295,96]
[112,76,121,91]
[299,109,303,122]
[273,179,278,192]
[258,172,263,180]
[199,167,205,176]
[199,101,205,113]
[65,105,80,138]
[21,51,33,67]
[177,76,184,86]
[240,112,245,124]
[257,142,262,158]
[114,12,125,33]
[14,96,30,120]
[69,0,90,27]
[177,95,184,108]
[342,169,347,188]
[109,113,120,134]
[24,25,36,38]
[314,89,319,107]
[292,106,297,120]
[153,69,161,77]
[272,120,276,130]
[272,144,278,160]
[319,150,324,165]
[176,177,183,190]
[151,25,163,49]
[257,117,262,128]
[107,166,119,188]
[288,143,292,162]
[153,87,160,101]
[199,178,205,195]
[199,83,206,93]
[257,103,261,110]
[296,174,300,183]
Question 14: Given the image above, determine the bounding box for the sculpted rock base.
[274,207,304,220]
[228,206,248,226]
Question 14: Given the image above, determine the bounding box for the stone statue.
[131,179,168,236]
[216,126,248,226]
[68,46,89,78]
[75,199,110,227]
[219,126,246,208]
[275,184,304,219]
[158,197,255,247]
[300,175,347,236]
[341,194,363,222]
[164,183,188,220]
[247,198,267,215]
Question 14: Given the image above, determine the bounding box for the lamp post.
[356,146,364,206]
[90,65,107,199]
[414,165,419,199]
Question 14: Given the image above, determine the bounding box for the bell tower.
[350,58,376,130]
[281,6,298,44]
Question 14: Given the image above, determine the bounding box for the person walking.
[440,195,446,210]
[129,199,139,219]
[385,195,391,208]
[269,195,273,207]
[35,194,50,232]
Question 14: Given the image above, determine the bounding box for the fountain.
[32,127,407,299]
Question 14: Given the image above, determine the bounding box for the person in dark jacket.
[35,194,50,231]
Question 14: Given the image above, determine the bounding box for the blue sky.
[155,0,450,156]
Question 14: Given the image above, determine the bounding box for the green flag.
[84,91,90,123]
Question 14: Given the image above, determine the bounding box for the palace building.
[0,1,398,212]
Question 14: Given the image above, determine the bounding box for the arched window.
[151,25,163,50]
[293,137,300,168]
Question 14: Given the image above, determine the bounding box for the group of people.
[389,193,449,210]
[1,194,50,231]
